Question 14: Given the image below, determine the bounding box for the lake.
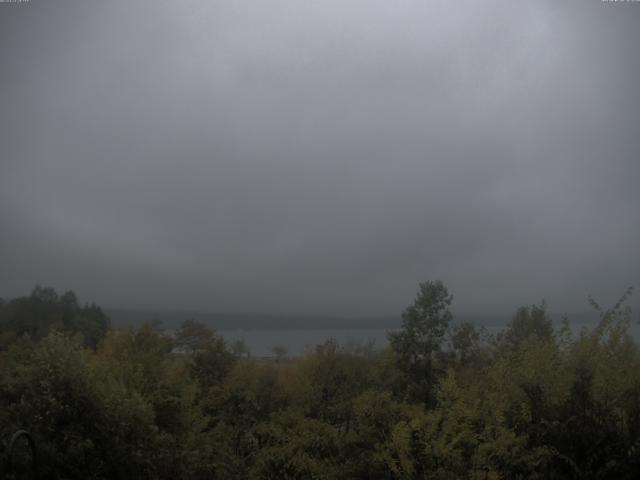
[220,328,390,356]
[221,320,640,357]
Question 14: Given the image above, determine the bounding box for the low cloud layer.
[1,0,638,318]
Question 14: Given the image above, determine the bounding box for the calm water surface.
[221,321,640,357]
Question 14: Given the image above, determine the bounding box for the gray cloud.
[1,0,638,318]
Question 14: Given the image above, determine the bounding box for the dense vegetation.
[1,283,639,479]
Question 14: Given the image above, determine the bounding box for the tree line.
[0,283,639,479]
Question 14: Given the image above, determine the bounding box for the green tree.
[272,345,288,362]
[501,301,554,350]
[449,321,481,365]
[231,339,250,358]
[174,319,216,353]
[0,287,109,350]
[388,280,453,405]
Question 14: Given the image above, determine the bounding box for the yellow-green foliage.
[1,287,639,479]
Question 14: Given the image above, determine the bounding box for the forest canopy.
[0,284,639,479]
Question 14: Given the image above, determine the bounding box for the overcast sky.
[1,0,638,319]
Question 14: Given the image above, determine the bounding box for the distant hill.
[106,306,621,333]
[105,308,403,331]
[104,308,568,331]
